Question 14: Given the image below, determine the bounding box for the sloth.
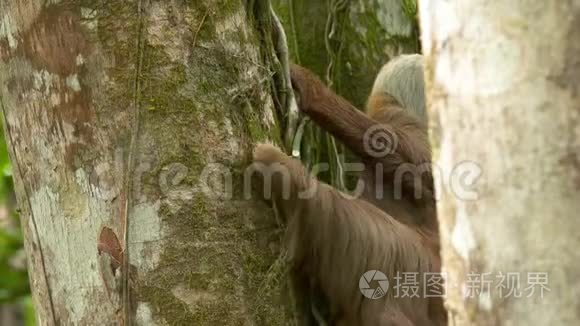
[252,54,445,325]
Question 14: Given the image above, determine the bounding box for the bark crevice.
[122,0,146,324]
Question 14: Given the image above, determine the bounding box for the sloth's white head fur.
[371,54,426,121]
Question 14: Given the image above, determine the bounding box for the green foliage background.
[0,123,35,325]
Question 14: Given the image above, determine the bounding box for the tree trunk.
[0,1,288,324]
[420,1,580,324]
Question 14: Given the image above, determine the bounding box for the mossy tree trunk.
[420,1,580,324]
[0,0,288,324]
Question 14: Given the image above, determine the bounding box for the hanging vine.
[245,2,312,323]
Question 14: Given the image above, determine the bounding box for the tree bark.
[0,1,287,324]
[420,1,580,324]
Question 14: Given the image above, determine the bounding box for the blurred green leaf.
[0,115,33,313]
[22,296,37,326]
[0,265,30,302]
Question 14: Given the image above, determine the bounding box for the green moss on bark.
[121,1,287,324]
